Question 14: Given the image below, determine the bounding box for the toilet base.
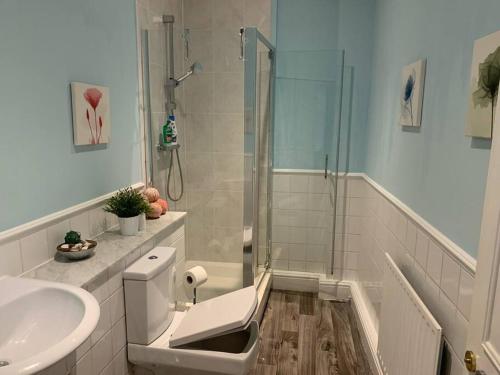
[136,364,253,375]
[128,313,259,375]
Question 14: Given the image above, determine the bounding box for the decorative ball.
[157,199,168,214]
[144,187,160,203]
[147,202,162,219]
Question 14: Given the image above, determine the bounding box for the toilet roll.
[183,266,208,298]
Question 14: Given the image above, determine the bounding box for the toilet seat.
[128,286,260,375]
[170,286,257,347]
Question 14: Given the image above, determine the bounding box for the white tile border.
[273,169,476,275]
[362,174,476,274]
[0,182,144,246]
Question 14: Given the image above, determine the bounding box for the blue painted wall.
[0,0,141,231]
[364,0,500,256]
[273,0,374,171]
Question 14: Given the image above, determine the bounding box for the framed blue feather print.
[400,59,426,127]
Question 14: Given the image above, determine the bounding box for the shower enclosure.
[137,0,274,302]
[271,48,354,279]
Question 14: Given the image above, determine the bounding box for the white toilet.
[123,246,260,375]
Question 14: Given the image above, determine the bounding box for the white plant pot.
[138,213,146,231]
[118,216,139,236]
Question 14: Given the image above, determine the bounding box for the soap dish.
[57,240,97,260]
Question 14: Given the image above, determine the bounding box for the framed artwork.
[466,30,500,139]
[400,59,426,127]
[71,82,110,145]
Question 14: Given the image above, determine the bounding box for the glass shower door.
[243,28,275,287]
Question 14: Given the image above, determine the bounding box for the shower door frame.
[243,27,275,288]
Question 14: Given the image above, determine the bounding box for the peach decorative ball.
[144,187,160,203]
[157,199,168,214]
[147,202,163,219]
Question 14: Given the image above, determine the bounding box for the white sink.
[0,276,100,374]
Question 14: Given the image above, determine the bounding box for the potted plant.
[104,187,150,236]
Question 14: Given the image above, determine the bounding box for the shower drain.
[0,360,9,367]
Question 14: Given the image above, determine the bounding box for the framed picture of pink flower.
[71,82,111,145]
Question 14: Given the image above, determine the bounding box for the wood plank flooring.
[251,290,372,375]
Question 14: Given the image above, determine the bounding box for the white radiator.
[377,253,442,375]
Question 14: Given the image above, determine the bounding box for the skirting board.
[270,271,383,375]
[272,269,320,292]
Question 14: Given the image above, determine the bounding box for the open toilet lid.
[169,286,257,348]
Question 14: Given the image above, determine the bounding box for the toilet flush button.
[148,255,158,260]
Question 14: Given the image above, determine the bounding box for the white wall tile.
[457,269,474,320]
[450,311,469,361]
[271,243,288,260]
[0,240,23,276]
[306,262,324,273]
[414,229,429,268]
[405,220,417,256]
[288,193,309,210]
[441,253,460,304]
[346,216,363,234]
[70,212,91,240]
[91,298,112,345]
[20,229,49,271]
[347,197,366,216]
[289,175,309,193]
[273,174,290,192]
[306,244,325,262]
[394,212,407,243]
[272,226,290,243]
[91,331,113,374]
[101,362,114,375]
[309,175,329,194]
[271,259,288,270]
[426,240,443,285]
[307,228,330,245]
[290,227,308,244]
[308,194,330,211]
[89,207,107,238]
[347,179,367,197]
[272,209,290,226]
[347,234,363,252]
[111,317,127,357]
[287,210,308,227]
[306,211,329,228]
[289,261,306,272]
[71,349,92,375]
[74,337,91,362]
[435,291,456,341]
[46,220,70,258]
[109,288,125,325]
[289,244,306,261]
[112,348,128,375]
[107,270,124,295]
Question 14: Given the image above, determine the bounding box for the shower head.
[175,62,203,85]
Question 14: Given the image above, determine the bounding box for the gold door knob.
[464,350,477,372]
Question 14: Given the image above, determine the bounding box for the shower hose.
[166,147,184,202]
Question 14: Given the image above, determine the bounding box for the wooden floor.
[250,290,372,375]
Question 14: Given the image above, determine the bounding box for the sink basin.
[0,276,100,374]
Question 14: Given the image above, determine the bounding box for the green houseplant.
[104,187,150,236]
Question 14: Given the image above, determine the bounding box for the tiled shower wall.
[271,171,475,374]
[181,0,272,263]
[271,171,360,279]
[139,0,272,264]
